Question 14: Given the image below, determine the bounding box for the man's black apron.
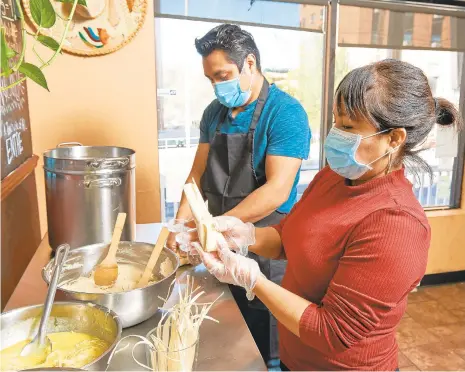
[200,79,287,363]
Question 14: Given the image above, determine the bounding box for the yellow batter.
[0,331,109,371]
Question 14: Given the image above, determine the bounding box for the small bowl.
[0,302,121,371]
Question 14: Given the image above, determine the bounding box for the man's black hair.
[195,24,261,72]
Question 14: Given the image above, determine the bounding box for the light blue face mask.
[213,65,254,108]
[324,127,399,180]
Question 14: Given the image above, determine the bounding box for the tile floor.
[397,282,465,371]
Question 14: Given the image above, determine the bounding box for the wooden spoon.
[94,213,126,286]
[136,227,170,289]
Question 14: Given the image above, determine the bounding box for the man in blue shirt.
[170,24,310,366]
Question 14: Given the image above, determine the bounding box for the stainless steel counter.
[4,224,267,371]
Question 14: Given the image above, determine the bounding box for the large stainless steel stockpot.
[44,143,135,250]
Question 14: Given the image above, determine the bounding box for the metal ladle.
[20,244,70,362]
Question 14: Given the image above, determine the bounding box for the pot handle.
[81,178,122,188]
[87,157,130,170]
[57,142,83,147]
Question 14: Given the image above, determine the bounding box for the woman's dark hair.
[195,24,261,72]
[335,59,463,177]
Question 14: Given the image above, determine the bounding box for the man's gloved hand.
[164,219,199,265]
[194,239,262,300]
[165,218,197,251]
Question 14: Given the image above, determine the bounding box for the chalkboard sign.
[1,5,33,180]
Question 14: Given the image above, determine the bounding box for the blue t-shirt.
[199,83,311,213]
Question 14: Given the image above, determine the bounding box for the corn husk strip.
[148,276,222,371]
[150,319,198,371]
[105,276,222,371]
[133,339,156,370]
[105,335,153,371]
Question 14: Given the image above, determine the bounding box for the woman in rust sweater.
[193,59,463,370]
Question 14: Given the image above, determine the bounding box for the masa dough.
[0,332,109,371]
[61,258,173,293]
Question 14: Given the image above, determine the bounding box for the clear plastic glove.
[165,218,196,251]
[176,216,256,256]
[213,216,256,256]
[194,239,262,301]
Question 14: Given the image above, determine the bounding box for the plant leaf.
[19,62,49,90]
[1,29,9,72]
[4,41,16,59]
[5,46,17,59]
[37,34,61,53]
[55,0,87,6]
[1,28,16,73]
[30,0,56,28]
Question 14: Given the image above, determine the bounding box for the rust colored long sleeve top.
[273,167,430,370]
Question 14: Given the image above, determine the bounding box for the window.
[155,0,325,220]
[338,5,465,208]
[404,13,414,46]
[371,9,381,45]
[431,15,444,47]
[155,1,465,219]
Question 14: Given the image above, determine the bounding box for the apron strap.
[214,78,270,134]
[215,106,230,133]
[249,79,270,132]
[248,79,270,152]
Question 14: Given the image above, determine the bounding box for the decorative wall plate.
[22,0,147,56]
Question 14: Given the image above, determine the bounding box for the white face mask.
[324,127,400,180]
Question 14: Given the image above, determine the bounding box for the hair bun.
[434,97,456,126]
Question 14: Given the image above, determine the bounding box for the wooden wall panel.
[1,172,41,309]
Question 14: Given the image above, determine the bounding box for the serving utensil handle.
[38,244,70,344]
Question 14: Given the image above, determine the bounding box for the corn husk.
[106,276,222,371]
[183,179,227,252]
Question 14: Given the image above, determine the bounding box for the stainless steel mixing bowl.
[42,242,180,328]
[0,302,121,371]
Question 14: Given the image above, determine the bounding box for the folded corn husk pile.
[106,276,222,371]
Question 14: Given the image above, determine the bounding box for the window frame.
[154,0,465,215]
[450,54,465,209]
[329,0,465,210]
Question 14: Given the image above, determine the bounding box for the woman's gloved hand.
[213,216,256,256]
[176,216,256,256]
[194,239,262,300]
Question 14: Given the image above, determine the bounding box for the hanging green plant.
[0,0,86,92]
